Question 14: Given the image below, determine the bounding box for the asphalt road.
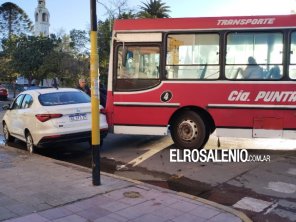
[0,100,295,222]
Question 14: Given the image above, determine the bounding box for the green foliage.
[0,2,33,40]
[0,33,90,87]
[70,29,90,55]
[138,0,171,18]
[4,35,55,83]
[0,0,173,88]
[118,10,137,19]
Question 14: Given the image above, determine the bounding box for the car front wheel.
[25,131,35,154]
[3,123,14,143]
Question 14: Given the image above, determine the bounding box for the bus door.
[111,33,167,135]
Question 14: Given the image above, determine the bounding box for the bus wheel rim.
[178,120,198,141]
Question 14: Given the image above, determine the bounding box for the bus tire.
[171,111,207,150]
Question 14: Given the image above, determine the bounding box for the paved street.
[0,145,247,222]
[0,100,296,222]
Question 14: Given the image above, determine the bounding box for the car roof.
[23,88,81,95]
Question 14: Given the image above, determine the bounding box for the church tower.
[34,0,50,36]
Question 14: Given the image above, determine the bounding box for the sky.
[1,0,296,34]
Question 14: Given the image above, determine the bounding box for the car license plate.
[69,113,87,121]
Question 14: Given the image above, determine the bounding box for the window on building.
[42,13,47,22]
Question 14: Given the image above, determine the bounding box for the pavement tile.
[171,213,206,222]
[189,205,221,219]
[104,213,129,222]
[99,199,131,212]
[39,207,73,220]
[94,213,130,222]
[31,203,52,212]
[151,206,185,220]
[63,203,85,213]
[103,187,149,200]
[132,214,169,222]
[76,206,112,221]
[207,213,242,222]
[0,206,17,221]
[4,213,49,222]
[169,200,199,212]
[66,198,104,212]
[119,196,148,205]
[80,195,114,208]
[52,214,87,222]
[149,193,179,206]
[6,203,36,216]
[116,202,154,219]
[0,196,19,207]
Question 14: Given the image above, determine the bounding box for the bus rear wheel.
[171,111,207,150]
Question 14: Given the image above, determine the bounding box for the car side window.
[21,95,33,109]
[11,94,25,110]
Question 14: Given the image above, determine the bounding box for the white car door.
[7,94,26,138]
[16,94,34,140]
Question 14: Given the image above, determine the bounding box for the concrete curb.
[1,145,252,221]
[178,192,252,222]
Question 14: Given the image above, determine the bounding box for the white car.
[2,88,108,153]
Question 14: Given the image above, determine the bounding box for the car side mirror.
[2,104,10,110]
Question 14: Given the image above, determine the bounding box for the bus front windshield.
[115,45,161,91]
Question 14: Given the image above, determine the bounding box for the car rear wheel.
[3,123,14,143]
[171,111,207,150]
[25,131,35,154]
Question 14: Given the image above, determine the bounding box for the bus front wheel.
[171,111,207,150]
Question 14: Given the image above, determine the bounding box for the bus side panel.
[110,82,296,137]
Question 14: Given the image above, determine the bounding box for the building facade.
[34,0,50,36]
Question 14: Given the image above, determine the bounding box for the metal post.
[90,0,101,186]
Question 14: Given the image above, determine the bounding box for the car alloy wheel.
[25,132,35,154]
[3,123,14,142]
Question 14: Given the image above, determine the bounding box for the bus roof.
[113,14,296,32]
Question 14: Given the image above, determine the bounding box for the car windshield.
[39,91,90,106]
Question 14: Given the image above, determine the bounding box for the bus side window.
[166,33,219,80]
[289,31,296,79]
[268,65,281,79]
[117,45,160,80]
[226,32,283,80]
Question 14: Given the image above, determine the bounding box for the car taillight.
[35,114,63,122]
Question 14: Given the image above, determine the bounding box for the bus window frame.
[224,30,285,81]
[288,30,296,80]
[113,42,163,92]
[164,31,221,81]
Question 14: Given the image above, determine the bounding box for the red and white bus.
[105,14,296,149]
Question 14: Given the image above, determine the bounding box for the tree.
[0,2,33,40]
[2,35,55,84]
[118,10,137,19]
[97,0,132,19]
[138,0,171,18]
[69,29,90,55]
[97,18,113,85]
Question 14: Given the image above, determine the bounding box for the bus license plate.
[69,113,87,121]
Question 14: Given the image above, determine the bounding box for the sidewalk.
[0,145,251,222]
